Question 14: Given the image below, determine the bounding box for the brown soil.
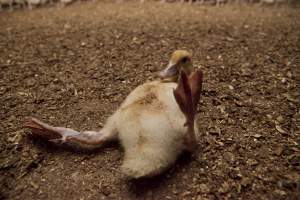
[1,1,300,200]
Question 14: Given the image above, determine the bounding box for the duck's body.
[24,50,203,178]
[115,81,198,178]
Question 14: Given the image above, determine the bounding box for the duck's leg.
[24,116,118,149]
[173,70,203,152]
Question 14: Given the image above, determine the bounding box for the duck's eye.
[182,57,188,63]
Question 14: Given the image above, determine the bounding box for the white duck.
[14,0,26,8]
[259,0,289,5]
[0,0,13,11]
[24,50,203,178]
[26,0,47,9]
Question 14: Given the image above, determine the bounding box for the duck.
[259,0,289,5]
[26,0,47,9]
[60,0,73,7]
[24,50,203,178]
[14,0,26,8]
[0,0,13,11]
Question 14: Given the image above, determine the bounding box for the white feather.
[113,81,198,178]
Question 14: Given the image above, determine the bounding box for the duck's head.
[159,50,193,82]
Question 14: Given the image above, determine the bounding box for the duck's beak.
[159,62,178,79]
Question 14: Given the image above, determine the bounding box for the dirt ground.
[0,1,300,200]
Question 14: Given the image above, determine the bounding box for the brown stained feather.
[121,86,164,112]
[137,131,148,147]
[138,92,157,106]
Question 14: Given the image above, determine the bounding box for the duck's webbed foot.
[24,117,112,148]
[183,132,197,152]
[24,117,75,142]
[173,70,203,153]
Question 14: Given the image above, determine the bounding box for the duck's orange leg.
[24,117,117,148]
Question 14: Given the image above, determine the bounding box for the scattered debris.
[218,181,230,194]
[276,125,287,134]
[0,2,299,200]
[246,159,259,166]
